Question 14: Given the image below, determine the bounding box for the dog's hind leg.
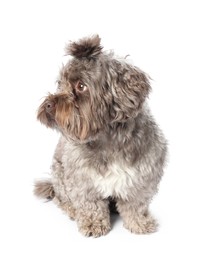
[51,157,76,220]
[34,179,76,220]
[34,137,76,220]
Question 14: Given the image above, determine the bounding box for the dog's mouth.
[37,93,74,129]
[37,92,92,141]
[37,90,105,141]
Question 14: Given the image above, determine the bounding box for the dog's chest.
[90,162,136,199]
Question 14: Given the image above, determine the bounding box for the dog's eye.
[75,81,87,92]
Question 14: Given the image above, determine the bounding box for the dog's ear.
[65,35,103,59]
[108,61,151,121]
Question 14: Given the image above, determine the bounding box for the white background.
[0,0,204,259]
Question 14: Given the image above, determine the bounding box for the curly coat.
[34,35,167,237]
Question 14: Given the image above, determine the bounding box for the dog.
[34,35,167,237]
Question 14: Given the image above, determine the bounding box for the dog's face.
[37,35,151,141]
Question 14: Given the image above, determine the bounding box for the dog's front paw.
[124,215,158,234]
[79,219,111,237]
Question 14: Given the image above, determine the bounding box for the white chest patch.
[90,163,137,199]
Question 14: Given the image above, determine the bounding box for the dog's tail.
[34,179,55,200]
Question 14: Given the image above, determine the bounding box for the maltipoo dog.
[34,35,167,237]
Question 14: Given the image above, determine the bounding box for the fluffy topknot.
[65,35,103,59]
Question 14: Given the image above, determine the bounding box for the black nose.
[45,101,55,112]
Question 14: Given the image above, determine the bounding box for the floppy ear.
[108,60,151,122]
[65,34,103,59]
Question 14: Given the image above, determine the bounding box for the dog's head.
[37,35,151,141]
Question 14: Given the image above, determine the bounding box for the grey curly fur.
[34,35,167,237]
